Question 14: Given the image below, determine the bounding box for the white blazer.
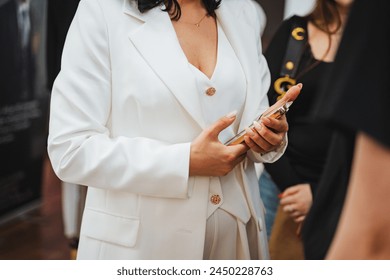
[48,0,285,259]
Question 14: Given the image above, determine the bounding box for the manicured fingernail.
[253,121,262,130]
[278,193,284,199]
[297,83,303,89]
[226,110,237,118]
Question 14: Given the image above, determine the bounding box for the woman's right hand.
[189,112,249,177]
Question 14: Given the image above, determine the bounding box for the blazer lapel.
[216,4,263,132]
[123,0,206,129]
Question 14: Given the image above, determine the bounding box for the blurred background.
[0,0,315,260]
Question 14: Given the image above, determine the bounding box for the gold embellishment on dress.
[285,61,294,70]
[292,27,305,41]
[274,75,296,100]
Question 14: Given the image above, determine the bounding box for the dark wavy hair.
[137,0,221,20]
[293,0,351,78]
[307,0,344,35]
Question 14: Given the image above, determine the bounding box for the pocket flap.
[82,208,140,247]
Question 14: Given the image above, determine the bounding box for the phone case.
[224,100,293,146]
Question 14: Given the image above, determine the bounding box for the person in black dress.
[258,0,353,259]
[302,0,390,259]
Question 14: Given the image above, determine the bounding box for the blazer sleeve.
[47,0,191,199]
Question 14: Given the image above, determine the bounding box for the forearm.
[327,133,390,259]
[48,129,192,198]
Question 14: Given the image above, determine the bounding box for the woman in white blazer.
[48,0,301,259]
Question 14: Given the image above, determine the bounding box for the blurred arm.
[327,132,390,259]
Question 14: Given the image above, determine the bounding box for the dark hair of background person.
[306,0,343,53]
[298,0,345,77]
[137,0,221,19]
[308,0,343,33]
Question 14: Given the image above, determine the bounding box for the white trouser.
[203,209,259,260]
[61,182,87,239]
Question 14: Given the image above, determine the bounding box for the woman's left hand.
[280,183,313,223]
[243,114,288,154]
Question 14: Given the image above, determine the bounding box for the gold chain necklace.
[179,13,208,27]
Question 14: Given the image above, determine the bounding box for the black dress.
[302,0,390,259]
[263,15,333,194]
